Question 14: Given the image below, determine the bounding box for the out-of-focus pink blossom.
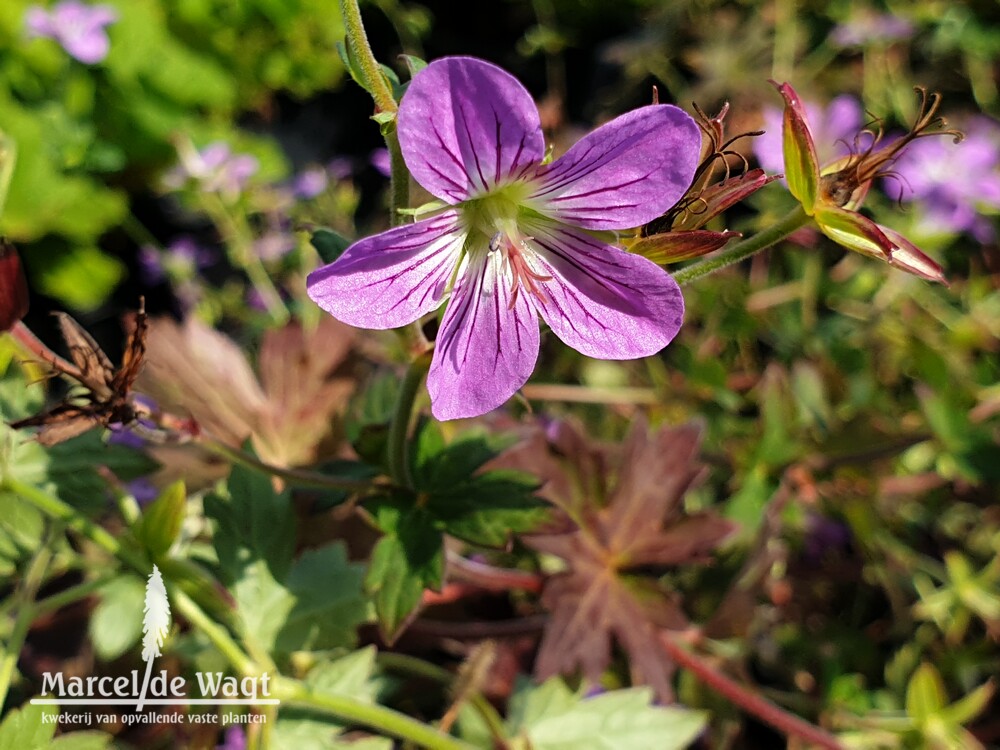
[25,1,117,64]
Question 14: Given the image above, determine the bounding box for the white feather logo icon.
[137,565,170,710]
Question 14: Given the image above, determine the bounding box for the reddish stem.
[9,321,84,381]
[446,554,543,594]
[660,633,843,750]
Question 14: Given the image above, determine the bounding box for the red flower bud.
[0,240,29,332]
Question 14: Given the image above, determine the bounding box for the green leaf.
[272,649,383,749]
[232,543,368,655]
[0,703,57,750]
[306,647,380,702]
[311,228,352,265]
[365,504,443,642]
[906,663,947,722]
[45,431,159,516]
[410,422,503,490]
[791,361,831,434]
[134,480,187,559]
[335,40,367,92]
[940,680,995,726]
[508,679,706,750]
[429,472,548,547]
[206,465,296,583]
[347,373,400,469]
[405,423,548,545]
[89,575,146,661]
[28,244,126,313]
[275,544,369,653]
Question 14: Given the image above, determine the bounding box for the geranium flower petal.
[306,211,464,330]
[398,56,545,203]
[427,253,540,420]
[528,105,700,230]
[524,220,684,358]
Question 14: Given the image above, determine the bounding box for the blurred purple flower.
[126,478,159,505]
[140,237,215,284]
[254,232,295,261]
[308,56,700,420]
[216,726,246,750]
[885,116,1000,242]
[370,147,391,177]
[137,246,166,285]
[830,13,914,47]
[291,167,328,199]
[755,95,866,177]
[25,1,117,64]
[327,157,353,181]
[165,141,258,198]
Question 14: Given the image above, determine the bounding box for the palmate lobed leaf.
[514,418,736,699]
[139,314,357,471]
[506,678,706,750]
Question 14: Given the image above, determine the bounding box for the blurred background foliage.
[1,0,999,748]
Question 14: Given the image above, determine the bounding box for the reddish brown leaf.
[139,315,357,468]
[511,419,737,701]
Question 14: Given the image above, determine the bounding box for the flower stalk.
[672,205,811,286]
[387,350,432,487]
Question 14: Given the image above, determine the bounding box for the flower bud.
[0,240,29,331]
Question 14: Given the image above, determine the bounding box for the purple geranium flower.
[164,142,259,198]
[25,1,117,64]
[307,56,699,420]
[885,116,1000,242]
[755,95,866,177]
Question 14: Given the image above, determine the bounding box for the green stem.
[387,351,433,487]
[377,653,508,742]
[197,437,382,492]
[200,192,289,325]
[1,477,146,572]
[339,0,398,115]
[672,205,811,287]
[32,573,117,618]
[272,676,475,750]
[386,130,409,229]
[0,525,58,710]
[169,588,258,678]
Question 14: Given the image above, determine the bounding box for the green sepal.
[814,205,892,260]
[133,480,186,560]
[772,81,820,213]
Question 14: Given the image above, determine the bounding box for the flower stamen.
[490,231,552,309]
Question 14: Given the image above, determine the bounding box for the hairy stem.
[9,321,84,381]
[672,205,811,287]
[387,350,432,487]
[169,588,258,678]
[339,0,397,115]
[660,634,844,750]
[273,676,475,750]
